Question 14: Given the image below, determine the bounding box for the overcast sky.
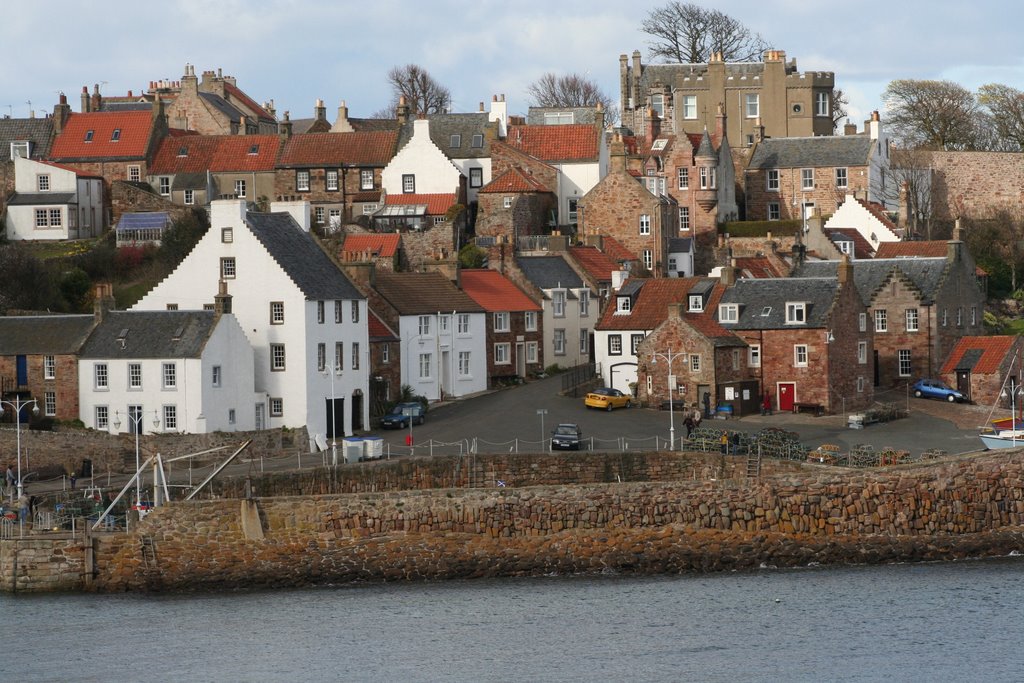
[5,0,1023,130]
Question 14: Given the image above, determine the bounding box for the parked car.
[551,423,583,450]
[379,402,427,429]
[584,387,632,411]
[912,379,966,403]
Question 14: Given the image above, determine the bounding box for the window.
[110,128,121,142]
[163,405,177,431]
[326,170,339,191]
[651,93,664,118]
[608,334,622,355]
[128,363,142,389]
[786,302,806,324]
[158,177,171,196]
[296,170,310,192]
[580,329,589,354]
[382,344,390,363]
[351,301,360,324]
[95,363,108,389]
[43,355,55,380]
[419,353,432,379]
[719,304,739,322]
[439,314,450,333]
[677,167,689,190]
[503,196,513,209]
[644,176,666,196]
[450,134,461,148]
[221,257,236,279]
[766,169,779,191]
[495,343,511,364]
[314,206,325,225]
[552,290,566,318]
[49,209,62,227]
[874,309,888,332]
[859,312,867,332]
[44,391,56,416]
[898,349,912,377]
[270,344,286,371]
[95,406,109,430]
[184,189,194,205]
[794,345,808,367]
[84,130,94,142]
[360,169,374,190]
[351,342,360,370]
[457,314,470,334]
[690,354,701,372]
[270,302,284,324]
[458,351,471,377]
[234,179,246,198]
[212,365,222,387]
[471,134,483,148]
[767,203,780,221]
[801,168,814,190]
[270,398,283,417]
[957,307,963,327]
[568,198,578,222]
[745,93,759,118]
[402,174,415,193]
[732,349,741,371]
[10,141,30,158]
[857,376,865,393]
[835,167,848,188]
[816,91,829,117]
[631,334,645,355]
[971,306,977,326]
[544,112,574,125]
[162,362,176,389]
[219,227,232,243]
[527,342,538,363]
[858,341,867,364]
[906,309,919,332]
[35,209,48,228]
[469,168,483,188]
[418,315,431,336]
[680,206,690,231]
[525,311,537,331]
[127,165,141,182]
[493,312,510,332]
[699,166,716,189]
[314,300,323,324]
[643,249,653,271]
[682,94,697,119]
[579,290,590,317]
[639,214,651,235]
[942,309,948,326]
[748,345,761,367]
[688,295,704,312]
[616,297,631,313]
[668,257,677,272]
[37,174,50,191]
[335,342,344,371]
[317,343,326,372]
[553,329,566,356]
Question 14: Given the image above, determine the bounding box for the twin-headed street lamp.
[650,349,686,451]
[113,408,160,507]
[0,396,39,502]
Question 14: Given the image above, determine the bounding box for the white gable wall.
[382,119,462,195]
[398,312,487,401]
[593,328,641,394]
[824,194,900,251]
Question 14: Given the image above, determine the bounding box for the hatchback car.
[379,402,427,428]
[912,379,965,403]
[584,387,632,411]
[551,423,583,450]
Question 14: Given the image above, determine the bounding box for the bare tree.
[882,79,981,150]
[978,83,1024,151]
[641,2,770,63]
[961,208,1024,296]
[374,64,451,118]
[830,89,849,132]
[884,148,938,239]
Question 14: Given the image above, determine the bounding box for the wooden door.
[778,383,795,411]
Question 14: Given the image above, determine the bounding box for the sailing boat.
[979,349,1024,449]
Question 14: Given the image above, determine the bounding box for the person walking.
[692,405,702,430]
[720,430,729,454]
[702,391,712,419]
[684,414,694,438]
[70,471,77,491]
[5,465,14,496]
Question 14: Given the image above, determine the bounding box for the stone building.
[153,64,278,135]
[619,49,835,148]
[367,310,400,417]
[939,335,1024,408]
[474,166,555,243]
[0,113,56,218]
[919,150,1024,223]
[460,269,544,384]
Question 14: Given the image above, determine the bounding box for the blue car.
[379,402,427,429]
[912,379,965,403]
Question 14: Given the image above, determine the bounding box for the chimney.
[668,302,685,320]
[314,98,326,121]
[151,92,166,129]
[214,280,232,316]
[92,283,116,321]
[610,133,626,173]
[869,110,881,140]
[720,261,737,287]
[340,261,376,289]
[80,86,90,113]
[488,93,508,138]
[396,95,410,125]
[948,219,964,262]
[843,118,857,136]
[715,102,726,141]
[279,111,292,138]
[753,117,765,143]
[647,105,661,140]
[332,99,354,133]
[595,101,605,133]
[837,253,852,285]
[53,93,71,134]
[270,198,312,231]
[91,84,101,112]
[238,114,247,134]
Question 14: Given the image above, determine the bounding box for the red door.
[778,383,795,412]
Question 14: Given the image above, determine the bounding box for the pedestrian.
[17,491,29,522]
[720,430,729,454]
[731,431,741,455]
[703,391,712,418]
[762,391,772,416]
[5,465,14,494]
[70,471,77,491]
[684,415,694,438]
[693,405,702,430]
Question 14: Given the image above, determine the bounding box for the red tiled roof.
[505,124,598,162]
[875,241,948,259]
[825,228,875,259]
[223,82,275,122]
[277,131,398,167]
[351,191,381,202]
[50,111,154,159]
[36,160,101,179]
[385,193,456,215]
[459,269,541,312]
[342,233,400,258]
[857,197,899,232]
[940,335,1018,375]
[368,309,398,341]
[598,277,732,336]
[602,236,638,263]
[479,166,551,194]
[568,245,619,283]
[149,135,281,173]
[734,256,784,279]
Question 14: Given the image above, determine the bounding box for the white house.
[382,118,462,197]
[516,255,596,368]
[132,199,370,448]
[4,157,104,240]
[78,308,259,435]
[666,237,695,278]
[823,193,902,253]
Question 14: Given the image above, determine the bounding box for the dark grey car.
[551,423,583,450]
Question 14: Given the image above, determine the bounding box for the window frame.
[801,168,814,191]
[874,309,888,332]
[458,350,471,377]
[270,344,286,371]
[493,311,510,333]
[794,344,809,367]
[682,94,697,119]
[326,169,339,191]
[128,363,142,390]
[296,170,311,192]
[906,308,919,332]
[766,169,780,191]
[234,179,246,198]
[402,174,415,194]
[639,214,651,235]
[898,349,912,377]
[494,342,511,365]
[162,362,177,389]
[858,341,868,364]
[360,169,374,190]
[469,167,483,188]
[767,202,780,221]
[835,167,848,189]
[553,329,566,356]
[677,167,689,190]
[718,303,739,323]
[220,257,236,279]
[163,404,177,431]
[94,363,108,390]
[816,91,829,117]
[748,344,761,367]
[679,206,690,231]
[270,301,284,324]
[608,334,622,356]
[43,355,56,380]
[785,302,806,324]
[745,93,759,118]
[525,310,538,331]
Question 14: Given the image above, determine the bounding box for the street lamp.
[537,409,548,451]
[324,362,342,466]
[650,349,686,451]
[0,396,39,502]
[113,408,160,507]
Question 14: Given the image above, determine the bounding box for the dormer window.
[248,144,259,155]
[110,129,121,142]
[178,146,188,157]
[688,295,704,312]
[718,303,738,322]
[10,141,30,158]
[616,296,632,314]
[37,174,50,192]
[785,302,807,324]
[84,130,94,142]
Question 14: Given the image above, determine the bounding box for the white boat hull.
[980,431,1024,449]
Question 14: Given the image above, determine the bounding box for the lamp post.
[324,362,341,466]
[537,409,548,451]
[650,349,685,451]
[113,408,160,507]
[0,396,39,502]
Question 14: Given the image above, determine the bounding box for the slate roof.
[246,212,363,300]
[396,113,492,160]
[79,310,217,359]
[7,192,76,206]
[875,241,948,259]
[0,315,95,355]
[341,233,400,258]
[0,118,54,161]
[568,245,618,283]
[277,131,398,168]
[479,167,551,194]
[50,111,154,160]
[460,269,541,312]
[368,309,398,341]
[223,82,275,122]
[373,272,484,315]
[385,193,456,215]
[748,136,873,169]
[791,258,948,306]
[717,277,839,329]
[199,93,243,124]
[150,134,281,174]
[667,237,693,253]
[940,335,1017,375]
[526,107,600,126]
[825,228,875,259]
[505,124,598,162]
[733,256,784,279]
[516,255,584,290]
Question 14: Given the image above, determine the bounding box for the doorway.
[778,383,795,412]
[351,390,364,431]
[325,397,344,439]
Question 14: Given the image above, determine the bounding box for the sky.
[4,0,1023,130]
